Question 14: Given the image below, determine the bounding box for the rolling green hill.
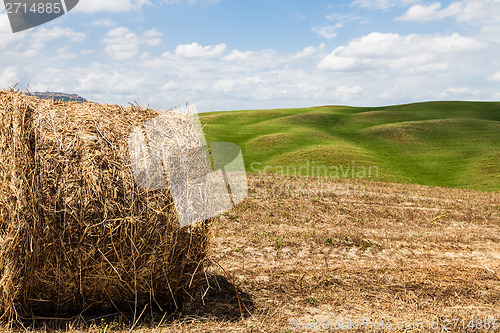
[199,101,500,192]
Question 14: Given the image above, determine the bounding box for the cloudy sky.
[1,0,500,111]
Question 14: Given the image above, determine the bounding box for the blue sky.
[1,0,500,111]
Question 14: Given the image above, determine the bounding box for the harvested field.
[8,173,499,332]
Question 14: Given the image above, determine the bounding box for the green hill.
[199,101,500,192]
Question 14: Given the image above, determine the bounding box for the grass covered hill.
[199,101,500,192]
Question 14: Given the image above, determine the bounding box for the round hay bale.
[0,89,212,320]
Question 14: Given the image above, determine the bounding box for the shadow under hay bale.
[182,273,255,322]
[86,274,255,326]
[0,89,213,321]
[17,273,255,331]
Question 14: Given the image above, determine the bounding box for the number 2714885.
[5,2,63,14]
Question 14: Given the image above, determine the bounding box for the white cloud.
[312,26,337,39]
[35,26,86,43]
[78,70,145,94]
[0,16,25,49]
[86,19,117,28]
[0,67,19,88]
[74,0,218,13]
[0,12,10,33]
[75,0,131,13]
[293,44,326,59]
[311,30,499,106]
[0,24,84,61]
[213,79,235,93]
[143,28,163,46]
[439,86,480,99]
[319,51,358,71]
[75,0,149,13]
[313,13,363,40]
[102,27,163,60]
[352,0,417,11]
[398,0,500,24]
[336,85,363,96]
[326,12,361,23]
[490,91,500,100]
[163,0,220,4]
[398,2,460,21]
[352,0,396,11]
[213,76,264,94]
[478,27,500,44]
[318,32,485,72]
[488,70,500,81]
[222,50,255,62]
[222,48,290,69]
[175,42,226,58]
[455,0,496,23]
[161,81,180,91]
[103,27,140,60]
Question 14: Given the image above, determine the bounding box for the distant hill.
[199,101,500,192]
[28,91,87,103]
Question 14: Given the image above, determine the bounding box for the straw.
[0,89,212,320]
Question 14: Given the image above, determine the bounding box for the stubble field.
[18,173,499,332]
